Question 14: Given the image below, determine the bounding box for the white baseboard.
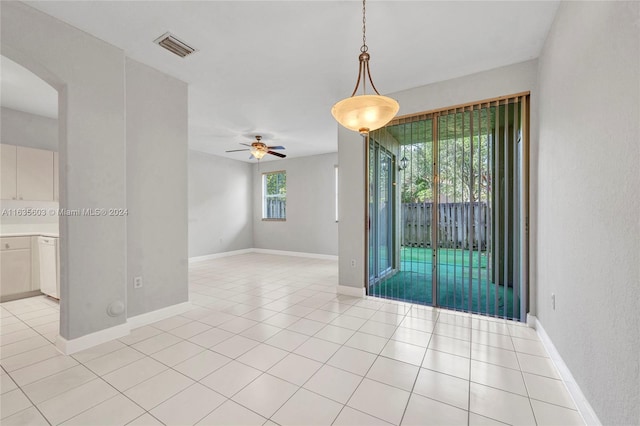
[252,248,338,261]
[528,315,602,426]
[127,301,192,329]
[526,313,536,328]
[337,284,366,297]
[189,249,254,263]
[54,301,192,355]
[55,322,130,355]
[189,248,339,263]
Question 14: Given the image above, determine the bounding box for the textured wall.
[1,107,57,151]
[126,58,188,317]
[536,2,640,424]
[189,151,254,257]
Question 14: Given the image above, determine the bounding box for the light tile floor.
[0,253,585,425]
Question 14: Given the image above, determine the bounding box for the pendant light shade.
[332,95,399,135]
[332,0,399,134]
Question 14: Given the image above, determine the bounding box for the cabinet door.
[1,144,17,200]
[0,249,32,296]
[53,152,59,201]
[17,146,54,201]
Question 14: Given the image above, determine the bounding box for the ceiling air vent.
[153,32,197,58]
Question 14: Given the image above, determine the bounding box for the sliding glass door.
[369,120,436,304]
[368,142,395,283]
[367,94,529,321]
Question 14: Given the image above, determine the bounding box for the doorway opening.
[0,54,62,340]
[367,94,529,321]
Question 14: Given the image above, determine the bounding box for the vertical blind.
[368,94,528,321]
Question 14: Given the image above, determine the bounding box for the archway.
[1,51,67,342]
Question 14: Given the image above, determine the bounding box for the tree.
[398,109,492,204]
[265,172,286,196]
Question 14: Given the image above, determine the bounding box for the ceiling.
[13,1,558,162]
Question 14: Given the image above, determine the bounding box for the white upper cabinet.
[0,144,17,200]
[17,146,54,201]
[1,144,55,201]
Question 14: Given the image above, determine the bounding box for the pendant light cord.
[349,0,383,97]
[361,0,368,53]
[361,0,368,94]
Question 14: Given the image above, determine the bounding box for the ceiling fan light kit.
[250,146,267,160]
[331,0,399,135]
[225,135,286,160]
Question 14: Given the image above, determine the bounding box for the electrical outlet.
[350,259,356,268]
[551,293,556,310]
[134,276,143,289]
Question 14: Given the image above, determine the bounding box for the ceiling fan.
[225,135,286,160]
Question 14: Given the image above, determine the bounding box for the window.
[262,171,286,220]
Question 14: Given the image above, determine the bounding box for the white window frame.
[262,170,286,221]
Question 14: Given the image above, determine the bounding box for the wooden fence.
[402,202,489,250]
[264,198,286,219]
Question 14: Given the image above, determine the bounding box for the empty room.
[0,1,638,425]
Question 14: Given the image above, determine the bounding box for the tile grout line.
[233,297,391,424]
[511,323,541,425]
[398,309,438,426]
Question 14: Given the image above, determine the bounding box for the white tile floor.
[0,253,586,425]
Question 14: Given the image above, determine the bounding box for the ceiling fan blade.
[240,143,253,147]
[225,149,250,152]
[267,151,286,158]
[267,146,285,150]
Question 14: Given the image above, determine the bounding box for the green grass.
[401,246,488,269]
[370,247,518,319]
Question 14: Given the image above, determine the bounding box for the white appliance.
[38,236,59,299]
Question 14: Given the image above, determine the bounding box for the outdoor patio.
[369,246,517,319]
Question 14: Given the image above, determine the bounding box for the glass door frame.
[367,136,397,286]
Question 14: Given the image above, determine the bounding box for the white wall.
[338,128,366,286]
[2,2,127,340]
[253,153,338,256]
[536,2,639,424]
[1,107,57,151]
[338,60,539,290]
[189,150,253,257]
[126,58,188,317]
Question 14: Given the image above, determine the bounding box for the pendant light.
[331,0,399,135]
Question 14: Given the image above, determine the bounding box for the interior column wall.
[126,58,188,317]
[1,2,127,340]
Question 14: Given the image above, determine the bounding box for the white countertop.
[0,224,59,238]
